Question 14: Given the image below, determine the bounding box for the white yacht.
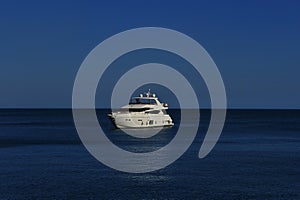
[108,90,174,129]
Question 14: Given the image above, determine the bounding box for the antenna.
[146,89,151,97]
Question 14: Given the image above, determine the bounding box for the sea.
[0,109,299,199]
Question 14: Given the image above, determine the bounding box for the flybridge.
[129,89,169,106]
[129,98,157,105]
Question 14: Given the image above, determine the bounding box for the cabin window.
[129,108,150,112]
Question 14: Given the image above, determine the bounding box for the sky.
[0,0,299,109]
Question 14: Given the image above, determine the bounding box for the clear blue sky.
[0,0,299,108]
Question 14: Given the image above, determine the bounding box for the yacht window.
[149,99,157,104]
[129,108,150,112]
[129,98,157,104]
[129,98,139,104]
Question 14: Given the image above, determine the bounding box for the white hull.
[109,113,174,129]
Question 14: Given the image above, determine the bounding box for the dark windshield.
[129,98,156,105]
[129,108,150,112]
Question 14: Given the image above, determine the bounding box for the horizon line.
[0,107,300,110]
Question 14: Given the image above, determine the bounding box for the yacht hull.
[108,113,174,129]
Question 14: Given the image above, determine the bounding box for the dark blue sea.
[0,109,299,199]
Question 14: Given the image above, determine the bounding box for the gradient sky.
[0,0,299,108]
